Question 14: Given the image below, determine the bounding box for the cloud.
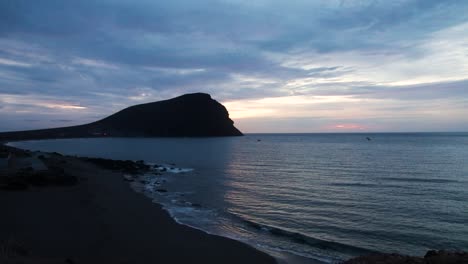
[0,57,31,67]
[0,0,467,132]
[51,119,73,123]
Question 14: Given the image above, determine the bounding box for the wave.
[240,218,378,257]
[380,177,459,184]
[331,177,460,188]
[146,185,372,262]
[330,182,378,188]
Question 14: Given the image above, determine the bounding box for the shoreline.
[0,143,276,263]
[3,141,467,264]
[3,140,328,264]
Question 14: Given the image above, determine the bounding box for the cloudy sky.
[1,0,467,133]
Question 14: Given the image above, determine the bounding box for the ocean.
[9,133,468,263]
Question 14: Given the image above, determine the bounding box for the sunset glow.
[332,124,366,130]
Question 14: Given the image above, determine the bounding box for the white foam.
[152,164,194,174]
[123,174,134,181]
[127,174,330,264]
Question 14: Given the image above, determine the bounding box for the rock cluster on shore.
[0,146,78,190]
[344,250,468,264]
[0,143,160,192]
[80,157,151,174]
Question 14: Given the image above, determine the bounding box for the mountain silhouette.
[0,93,243,140]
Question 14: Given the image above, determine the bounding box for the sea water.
[10,133,468,263]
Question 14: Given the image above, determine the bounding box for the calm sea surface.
[10,133,468,263]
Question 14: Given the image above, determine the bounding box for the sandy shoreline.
[0,145,276,263]
[3,143,467,264]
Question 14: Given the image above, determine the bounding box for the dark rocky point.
[82,157,151,174]
[0,93,242,140]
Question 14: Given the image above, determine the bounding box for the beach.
[2,135,468,264]
[0,145,276,263]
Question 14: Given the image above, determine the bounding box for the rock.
[424,250,468,264]
[343,253,423,264]
[83,157,150,174]
[137,163,150,170]
[344,250,468,264]
[425,250,439,258]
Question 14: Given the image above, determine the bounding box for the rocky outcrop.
[81,157,151,174]
[0,93,242,140]
[0,165,78,190]
[343,250,468,264]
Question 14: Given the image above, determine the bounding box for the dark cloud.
[0,0,467,132]
[3,0,465,69]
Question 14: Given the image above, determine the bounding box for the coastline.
[3,140,467,264]
[0,143,276,263]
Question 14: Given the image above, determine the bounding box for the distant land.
[0,93,243,141]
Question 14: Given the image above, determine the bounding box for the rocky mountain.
[0,93,242,140]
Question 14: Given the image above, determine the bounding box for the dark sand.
[0,153,276,263]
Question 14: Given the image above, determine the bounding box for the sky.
[1,0,467,133]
